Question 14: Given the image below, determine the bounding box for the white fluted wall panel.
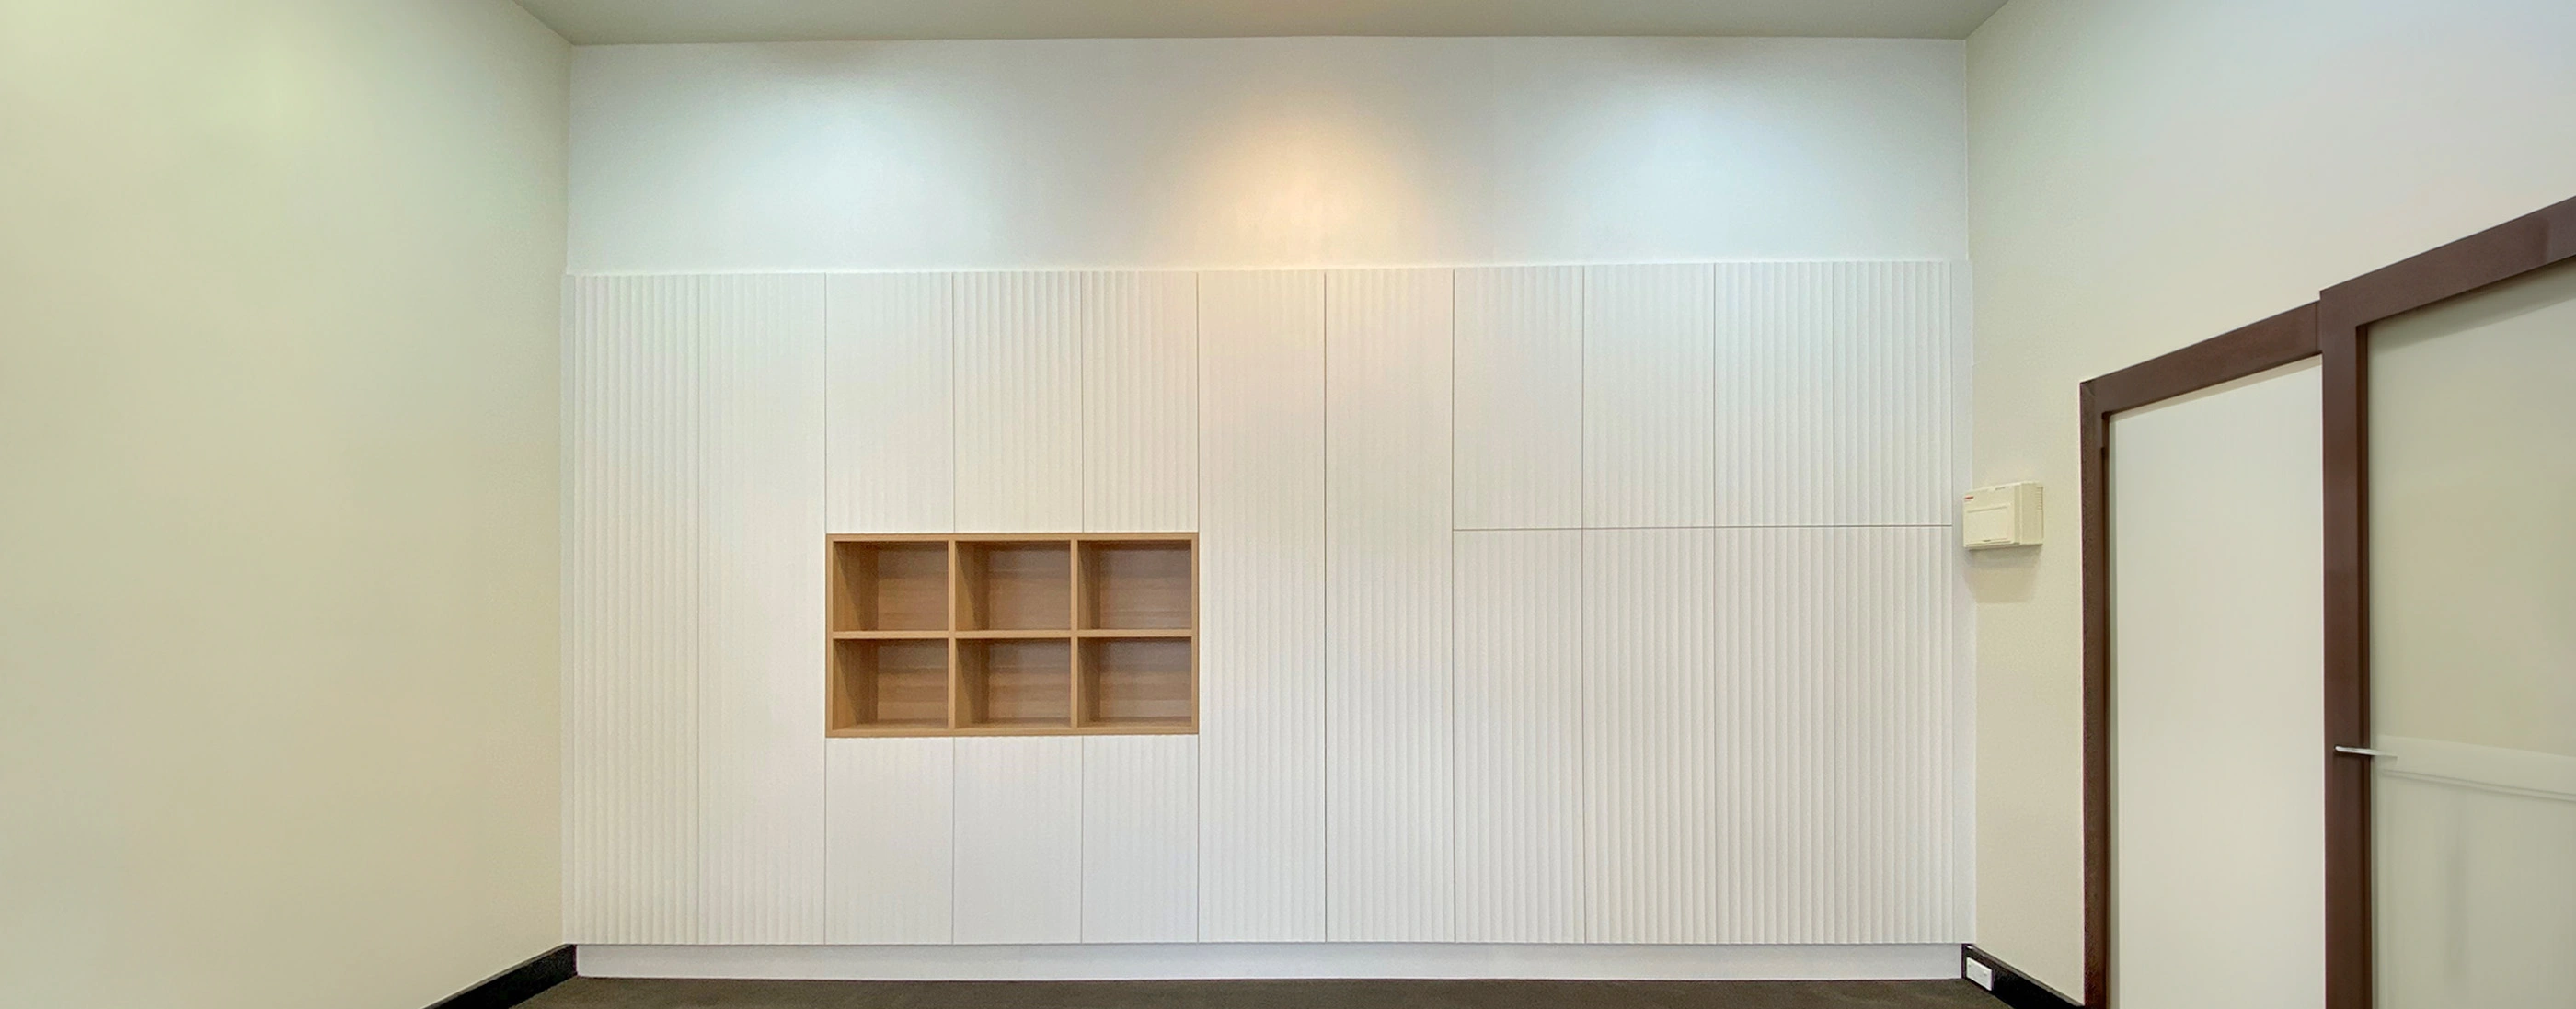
[955,737,1086,944]
[826,272,955,533]
[1714,263,1836,526]
[1710,528,1961,943]
[956,272,1083,533]
[1194,270,1328,942]
[566,274,829,944]
[1082,736,1200,943]
[1583,528,1720,943]
[1324,269,1455,942]
[568,260,1972,954]
[695,276,831,945]
[1583,265,1715,529]
[826,738,957,945]
[1453,530,1586,943]
[1825,526,1963,941]
[1081,271,1198,533]
[1454,266,1583,531]
[567,275,705,944]
[1832,262,1959,526]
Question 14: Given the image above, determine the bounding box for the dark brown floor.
[523,978,2009,1009]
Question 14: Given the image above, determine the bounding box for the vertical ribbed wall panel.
[1081,271,1198,533]
[573,261,1971,952]
[825,737,956,944]
[693,274,830,945]
[1582,528,1719,943]
[1830,526,1961,941]
[1323,269,1455,942]
[1833,262,1956,526]
[1582,265,1714,529]
[1714,263,1836,526]
[1709,527,1960,943]
[955,272,1082,533]
[1710,528,1831,943]
[566,275,828,944]
[954,737,1085,944]
[1081,736,1199,943]
[1195,270,1327,942]
[826,272,954,533]
[566,275,703,943]
[1454,266,1582,531]
[1453,530,1585,943]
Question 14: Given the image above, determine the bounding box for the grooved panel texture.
[1081,271,1199,533]
[955,272,1083,533]
[826,737,957,944]
[1832,261,1957,526]
[1454,266,1583,531]
[568,260,1972,953]
[954,737,1086,944]
[1582,265,1715,529]
[695,276,831,946]
[1194,270,1328,942]
[1452,530,1587,943]
[567,275,705,944]
[1081,736,1200,943]
[566,274,829,944]
[1714,263,1836,526]
[827,272,955,533]
[1582,528,1719,944]
[1323,269,1456,942]
[1710,527,1961,943]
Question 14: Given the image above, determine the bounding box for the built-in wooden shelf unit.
[827,533,1196,737]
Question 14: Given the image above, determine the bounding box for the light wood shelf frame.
[826,533,1197,737]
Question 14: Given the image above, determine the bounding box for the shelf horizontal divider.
[1076,627,1191,638]
[829,629,949,640]
[955,628,1075,639]
[830,723,1192,739]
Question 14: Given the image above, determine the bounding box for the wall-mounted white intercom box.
[1963,482,2044,549]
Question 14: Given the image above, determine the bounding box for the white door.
[2109,359,2327,1009]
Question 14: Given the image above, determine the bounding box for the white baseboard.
[578,942,1962,982]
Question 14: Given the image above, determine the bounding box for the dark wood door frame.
[2316,194,2576,1009]
[2075,193,2576,1009]
[2078,304,2321,1008]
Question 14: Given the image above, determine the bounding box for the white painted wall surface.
[2108,362,2324,1009]
[565,34,1976,969]
[566,37,1964,273]
[0,2,569,1007]
[1965,0,2576,991]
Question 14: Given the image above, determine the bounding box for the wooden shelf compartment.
[830,539,950,633]
[829,638,951,732]
[956,540,1073,632]
[826,533,1194,738]
[1077,636,1195,729]
[1077,539,1194,630]
[959,637,1074,728]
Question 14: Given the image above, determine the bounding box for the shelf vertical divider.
[946,540,964,730]
[1069,538,1089,728]
[1190,533,1201,730]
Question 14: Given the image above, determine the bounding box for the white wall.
[1965,0,2576,992]
[564,35,1975,971]
[563,265,1973,964]
[2109,362,2324,1009]
[0,2,568,1008]
[566,37,1964,272]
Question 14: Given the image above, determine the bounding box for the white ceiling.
[513,0,2010,45]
